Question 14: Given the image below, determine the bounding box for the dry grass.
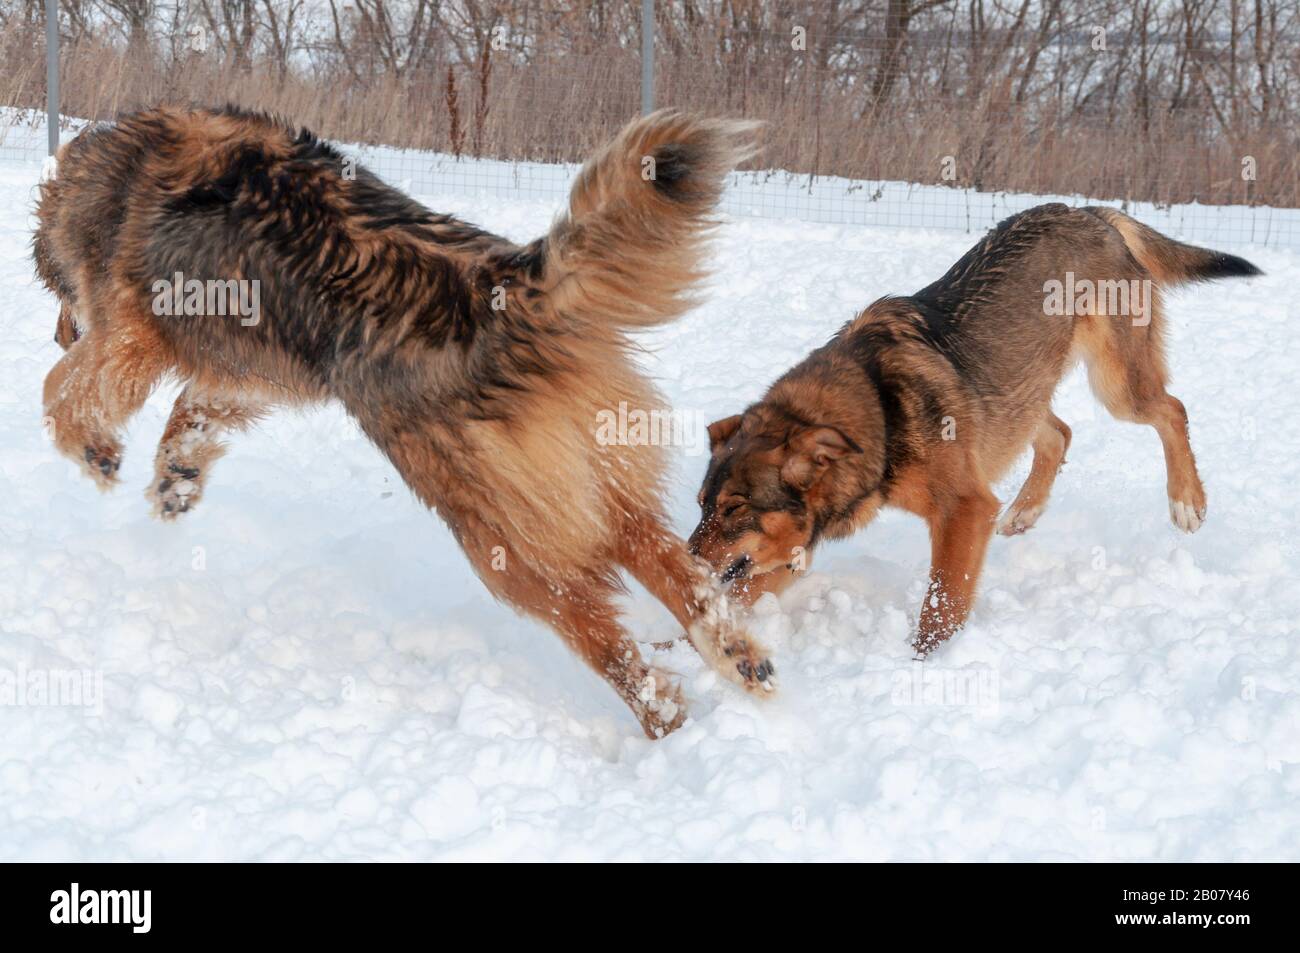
[1,14,1296,210]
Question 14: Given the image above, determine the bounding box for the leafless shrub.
[1,1,1296,208]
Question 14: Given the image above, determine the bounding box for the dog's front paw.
[911,634,938,660]
[81,442,122,490]
[686,620,778,694]
[684,575,778,695]
[722,631,777,694]
[913,613,958,659]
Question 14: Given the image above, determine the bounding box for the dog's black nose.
[721,554,751,583]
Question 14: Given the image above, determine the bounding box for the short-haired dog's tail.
[1083,206,1263,286]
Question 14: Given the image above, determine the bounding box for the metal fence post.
[45,0,59,155]
[641,0,654,115]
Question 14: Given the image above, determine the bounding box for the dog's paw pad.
[1168,497,1206,534]
[714,628,778,694]
[736,654,777,693]
[152,470,202,520]
[82,444,121,487]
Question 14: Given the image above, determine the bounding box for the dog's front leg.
[914,491,999,657]
[616,513,776,693]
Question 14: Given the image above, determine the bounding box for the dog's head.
[688,405,863,583]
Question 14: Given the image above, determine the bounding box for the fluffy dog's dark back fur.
[37,106,753,409]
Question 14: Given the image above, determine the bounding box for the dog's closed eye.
[721,498,748,518]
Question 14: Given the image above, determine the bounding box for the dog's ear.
[707,414,744,452]
[780,425,862,490]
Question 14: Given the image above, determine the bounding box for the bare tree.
[871,0,956,104]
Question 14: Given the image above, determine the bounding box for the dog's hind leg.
[1075,303,1206,532]
[616,508,777,694]
[148,382,271,519]
[43,305,171,489]
[997,412,1072,536]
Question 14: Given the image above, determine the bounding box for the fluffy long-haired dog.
[33,104,775,737]
[689,203,1260,655]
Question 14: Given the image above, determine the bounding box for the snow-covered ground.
[1,151,1298,861]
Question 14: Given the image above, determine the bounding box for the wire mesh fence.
[2,1,1298,248]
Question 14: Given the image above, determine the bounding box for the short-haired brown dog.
[34,105,775,737]
[689,204,1260,655]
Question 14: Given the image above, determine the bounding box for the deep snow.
[1,152,1298,861]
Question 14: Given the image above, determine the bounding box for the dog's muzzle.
[720,554,752,583]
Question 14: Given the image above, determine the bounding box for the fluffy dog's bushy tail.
[1083,206,1263,286]
[542,110,761,330]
